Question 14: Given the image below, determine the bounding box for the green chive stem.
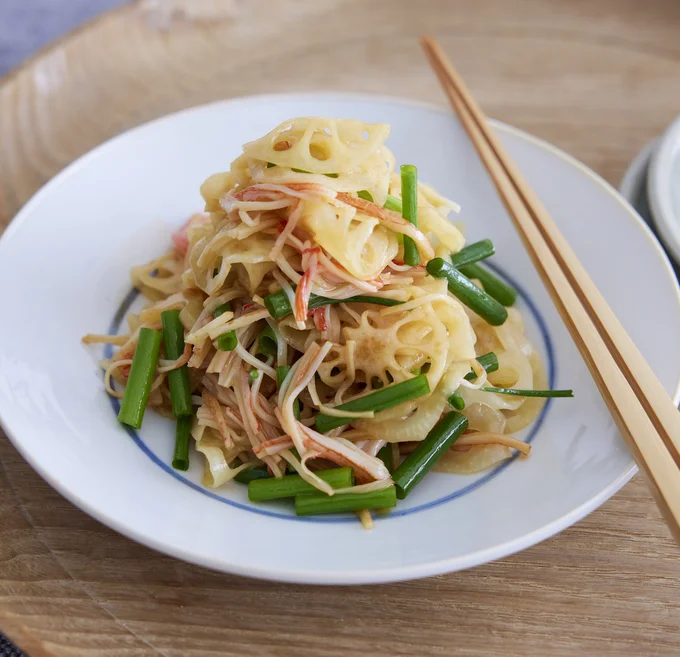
[448,390,466,410]
[264,289,403,320]
[450,239,495,268]
[426,258,508,326]
[295,486,397,516]
[460,263,517,307]
[248,467,354,502]
[234,465,272,484]
[314,374,430,433]
[172,415,192,471]
[464,352,500,381]
[393,411,468,499]
[117,328,162,429]
[400,165,419,266]
[482,387,573,398]
[160,310,193,418]
[214,302,237,351]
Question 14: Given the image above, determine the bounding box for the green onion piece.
[214,302,237,351]
[482,387,574,398]
[172,414,192,471]
[295,486,397,516]
[400,164,420,266]
[384,194,403,213]
[291,167,338,178]
[321,295,403,308]
[217,331,237,351]
[214,303,232,316]
[248,467,354,502]
[460,263,517,307]
[448,390,465,410]
[160,310,193,418]
[287,447,301,473]
[393,411,468,499]
[264,290,301,319]
[276,365,300,420]
[377,444,395,473]
[267,162,276,168]
[258,325,278,357]
[450,239,495,268]
[234,465,271,484]
[117,328,162,429]
[464,352,499,381]
[426,258,508,326]
[356,190,403,214]
[264,289,404,320]
[276,365,290,388]
[314,374,430,433]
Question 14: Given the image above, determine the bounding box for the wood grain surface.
[2,1,680,655]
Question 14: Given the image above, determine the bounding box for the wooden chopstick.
[421,36,680,542]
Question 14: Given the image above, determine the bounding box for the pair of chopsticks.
[420,37,680,543]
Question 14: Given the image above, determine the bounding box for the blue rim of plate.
[105,260,555,523]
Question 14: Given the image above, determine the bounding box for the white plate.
[1,93,679,584]
[620,138,656,219]
[649,116,680,263]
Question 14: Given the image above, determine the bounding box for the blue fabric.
[0,635,22,657]
[0,0,130,77]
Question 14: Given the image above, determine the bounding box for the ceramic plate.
[1,93,679,584]
[620,139,679,280]
[620,139,657,226]
[649,116,680,264]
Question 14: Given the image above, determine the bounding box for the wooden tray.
[2,1,679,654]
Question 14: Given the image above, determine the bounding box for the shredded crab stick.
[299,423,391,484]
[453,432,531,455]
[294,247,319,322]
[171,213,210,256]
[253,435,294,457]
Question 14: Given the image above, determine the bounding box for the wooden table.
[2,1,680,654]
